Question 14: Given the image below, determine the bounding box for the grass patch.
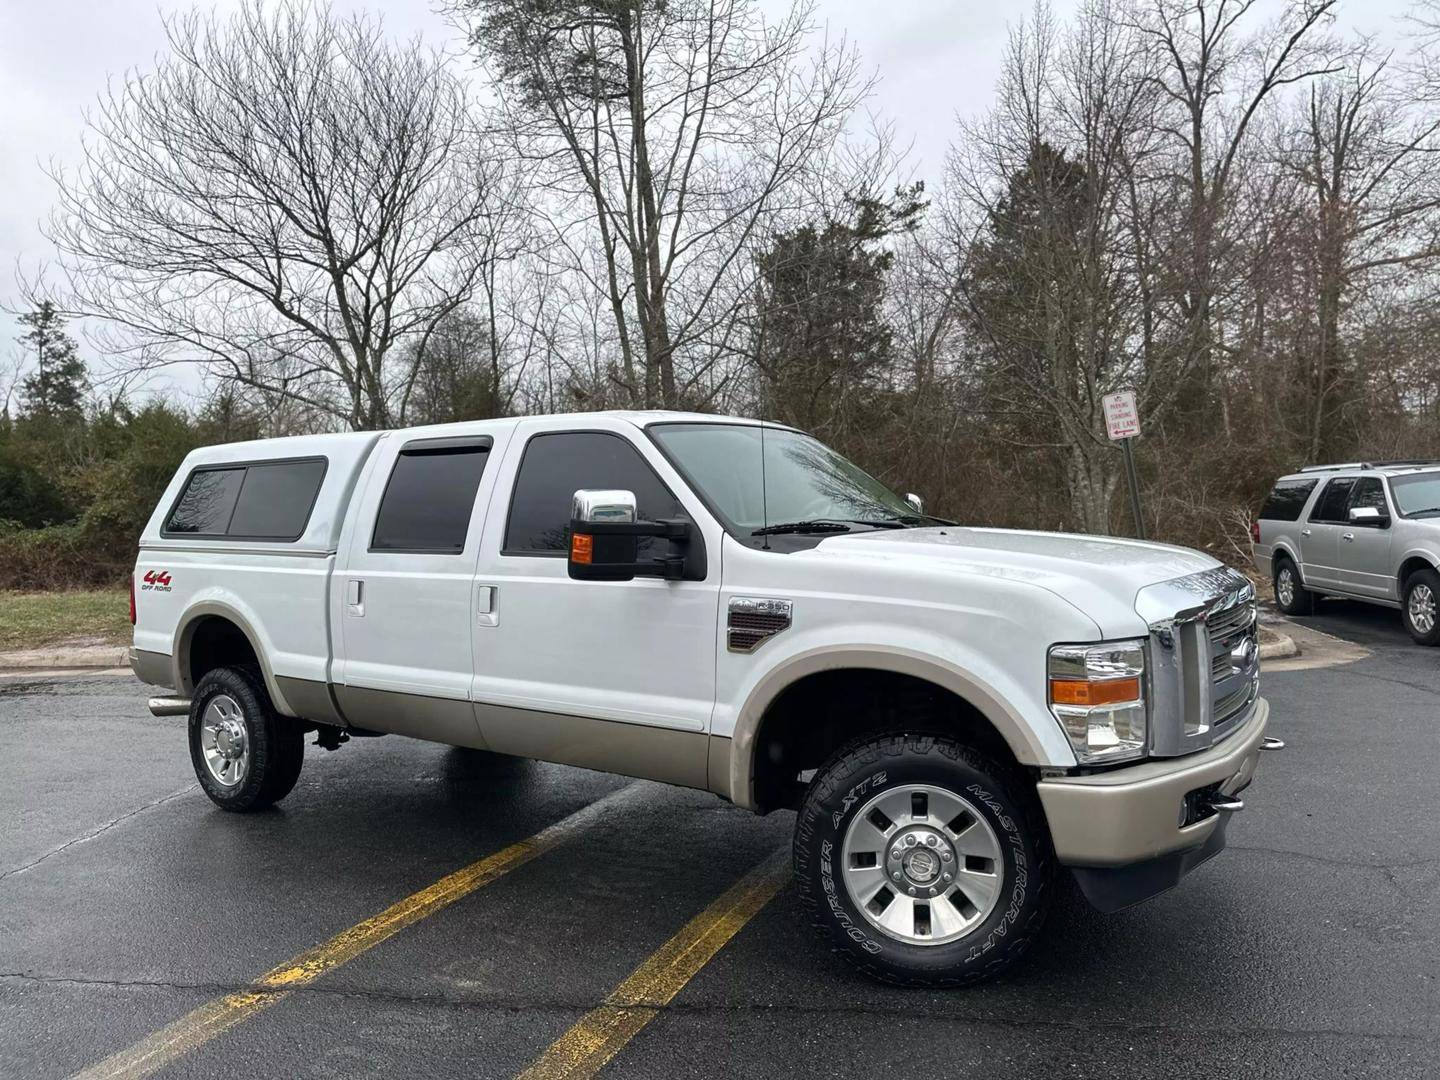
[0,590,131,650]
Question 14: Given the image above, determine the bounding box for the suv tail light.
[1249,521,1260,544]
[128,574,137,625]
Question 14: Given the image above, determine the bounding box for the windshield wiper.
[751,520,854,537]
[1405,506,1440,515]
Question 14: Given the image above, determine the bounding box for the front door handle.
[346,578,365,617]
[1342,532,1355,543]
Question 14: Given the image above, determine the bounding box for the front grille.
[1138,566,1259,757]
[1205,594,1259,727]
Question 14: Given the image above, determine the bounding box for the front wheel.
[794,733,1052,987]
[1402,569,1440,646]
[188,667,306,811]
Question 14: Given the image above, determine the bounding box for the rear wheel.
[794,732,1052,987]
[188,666,305,811]
[1273,557,1314,616]
[1401,569,1440,646]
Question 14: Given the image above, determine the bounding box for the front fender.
[719,619,1084,811]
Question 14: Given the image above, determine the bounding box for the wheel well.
[1398,556,1436,592]
[183,615,259,692]
[750,668,1022,813]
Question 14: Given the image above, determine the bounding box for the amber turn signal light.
[1049,676,1141,707]
[570,532,594,564]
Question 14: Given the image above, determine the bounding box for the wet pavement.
[1,610,1437,1079]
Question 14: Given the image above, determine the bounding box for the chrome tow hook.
[1259,736,1285,751]
[1202,792,1245,813]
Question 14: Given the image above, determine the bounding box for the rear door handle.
[475,583,499,628]
[1300,529,1312,537]
[346,578,365,617]
[1342,533,1355,543]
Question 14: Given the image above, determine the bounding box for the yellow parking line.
[70,784,643,1080]
[517,847,790,1080]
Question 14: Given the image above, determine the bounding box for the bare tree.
[40,0,500,430]
[1127,0,1342,406]
[454,0,869,408]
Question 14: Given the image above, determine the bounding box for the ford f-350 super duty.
[130,411,1280,985]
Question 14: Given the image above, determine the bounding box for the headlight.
[1048,639,1148,764]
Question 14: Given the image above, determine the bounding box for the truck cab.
[132,411,1279,986]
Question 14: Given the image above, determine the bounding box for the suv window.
[504,431,682,555]
[1258,479,1318,522]
[1347,477,1389,521]
[371,439,491,553]
[164,459,326,540]
[1309,477,1357,524]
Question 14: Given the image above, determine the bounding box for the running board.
[148,696,191,717]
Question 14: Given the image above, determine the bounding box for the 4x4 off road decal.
[141,570,173,592]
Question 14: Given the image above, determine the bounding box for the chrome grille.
[1137,566,1260,757]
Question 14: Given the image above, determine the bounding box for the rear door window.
[164,458,326,540]
[1309,478,1357,524]
[370,438,492,554]
[1258,479,1317,522]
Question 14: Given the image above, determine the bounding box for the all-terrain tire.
[794,732,1053,987]
[1401,568,1440,646]
[1272,555,1315,616]
[188,666,305,812]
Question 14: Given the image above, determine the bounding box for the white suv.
[1252,462,1440,644]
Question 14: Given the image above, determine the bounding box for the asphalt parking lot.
[3,606,1438,1080]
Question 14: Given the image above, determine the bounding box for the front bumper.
[1037,697,1270,874]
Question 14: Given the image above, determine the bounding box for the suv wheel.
[1273,557,1314,616]
[794,733,1052,987]
[1402,569,1440,646]
[189,667,306,811]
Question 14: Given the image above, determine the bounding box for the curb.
[0,645,129,672]
[1258,628,1298,661]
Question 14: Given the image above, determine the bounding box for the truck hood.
[813,527,1220,635]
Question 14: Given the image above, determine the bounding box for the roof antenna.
[759,415,770,551]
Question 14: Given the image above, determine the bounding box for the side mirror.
[905,492,926,515]
[1349,505,1388,527]
[568,489,691,581]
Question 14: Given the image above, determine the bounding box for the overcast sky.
[0,0,1416,404]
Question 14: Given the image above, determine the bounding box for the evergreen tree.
[17,302,88,421]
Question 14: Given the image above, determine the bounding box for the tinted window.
[371,441,490,553]
[1310,478,1357,523]
[227,460,327,539]
[165,468,245,534]
[505,432,682,554]
[1258,479,1317,522]
[164,459,327,539]
[1348,477,1388,519]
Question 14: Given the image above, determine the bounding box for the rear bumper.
[1036,698,1270,872]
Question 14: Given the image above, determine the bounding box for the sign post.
[1103,390,1145,540]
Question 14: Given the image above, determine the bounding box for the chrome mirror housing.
[572,489,637,524]
[905,492,925,515]
[1349,505,1383,524]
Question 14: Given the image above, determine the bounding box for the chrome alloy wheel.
[200,694,250,788]
[840,783,1004,946]
[1409,583,1437,635]
[1276,566,1296,608]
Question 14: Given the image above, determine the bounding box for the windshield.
[650,423,916,531]
[1388,472,1440,516]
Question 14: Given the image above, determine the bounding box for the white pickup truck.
[130,410,1279,985]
